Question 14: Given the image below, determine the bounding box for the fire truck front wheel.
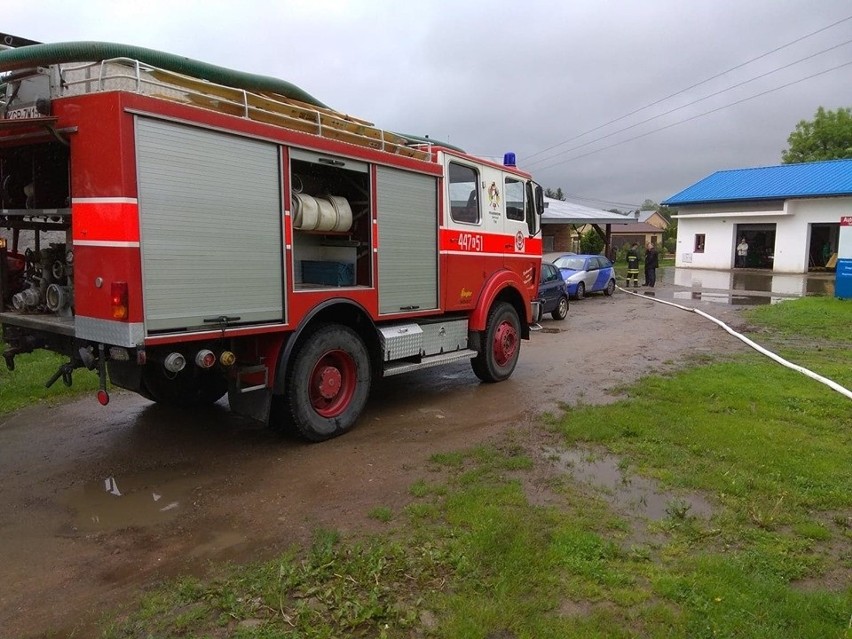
[286,324,371,442]
[471,301,521,383]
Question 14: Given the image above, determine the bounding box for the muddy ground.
[0,289,753,638]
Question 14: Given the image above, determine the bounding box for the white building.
[663,159,851,273]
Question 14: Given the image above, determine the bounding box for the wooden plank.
[146,67,428,160]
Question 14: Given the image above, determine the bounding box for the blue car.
[535,262,569,321]
[551,254,617,300]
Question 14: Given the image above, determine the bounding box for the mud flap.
[228,385,272,423]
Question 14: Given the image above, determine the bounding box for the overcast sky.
[4,0,851,210]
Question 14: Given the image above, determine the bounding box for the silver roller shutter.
[376,166,438,314]
[136,118,284,333]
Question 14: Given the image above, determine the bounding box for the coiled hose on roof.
[0,41,466,152]
[0,40,330,107]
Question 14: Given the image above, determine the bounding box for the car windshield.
[553,256,586,271]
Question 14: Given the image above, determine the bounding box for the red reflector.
[111,282,128,320]
[97,390,110,405]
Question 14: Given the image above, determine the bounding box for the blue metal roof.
[662,159,852,206]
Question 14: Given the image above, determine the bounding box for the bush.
[580,229,604,255]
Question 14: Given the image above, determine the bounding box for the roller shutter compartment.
[135,117,284,333]
[376,166,438,314]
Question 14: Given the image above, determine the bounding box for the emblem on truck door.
[488,182,500,211]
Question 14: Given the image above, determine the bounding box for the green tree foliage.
[580,228,604,254]
[781,106,852,163]
[544,187,566,200]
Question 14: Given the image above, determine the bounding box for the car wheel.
[551,295,569,320]
[575,282,585,300]
[604,279,616,296]
[471,301,521,383]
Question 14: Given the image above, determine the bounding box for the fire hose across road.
[617,286,852,401]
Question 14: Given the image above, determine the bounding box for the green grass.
[0,346,98,414]
[66,297,852,637]
[746,296,852,342]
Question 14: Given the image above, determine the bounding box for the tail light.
[111,282,129,320]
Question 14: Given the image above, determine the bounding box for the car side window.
[586,258,597,271]
[505,177,525,221]
[449,162,480,224]
[547,264,559,282]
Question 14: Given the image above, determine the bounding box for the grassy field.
[0,347,98,414]
[93,296,852,638]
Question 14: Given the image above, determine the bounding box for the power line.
[532,59,852,172]
[523,13,852,163]
[525,37,852,170]
[557,193,641,209]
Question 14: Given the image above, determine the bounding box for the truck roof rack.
[2,48,433,160]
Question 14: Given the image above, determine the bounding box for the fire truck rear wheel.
[287,324,371,442]
[141,365,228,407]
[471,301,521,383]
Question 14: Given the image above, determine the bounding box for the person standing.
[644,242,659,287]
[626,242,640,288]
[736,237,749,268]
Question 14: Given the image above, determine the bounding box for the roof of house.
[662,159,852,206]
[542,198,634,225]
[610,222,665,234]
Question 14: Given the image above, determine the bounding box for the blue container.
[835,259,852,300]
[302,260,355,287]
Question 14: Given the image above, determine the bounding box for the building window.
[449,162,480,224]
[694,234,705,253]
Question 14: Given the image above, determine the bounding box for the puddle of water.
[187,530,248,559]
[670,291,782,305]
[61,468,199,532]
[546,447,712,521]
[667,268,835,297]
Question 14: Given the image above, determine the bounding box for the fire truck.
[0,38,544,441]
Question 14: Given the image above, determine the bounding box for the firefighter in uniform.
[626,242,640,288]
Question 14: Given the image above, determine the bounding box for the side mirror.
[526,181,541,237]
[535,183,545,216]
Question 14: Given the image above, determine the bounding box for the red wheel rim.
[492,321,518,367]
[309,349,357,417]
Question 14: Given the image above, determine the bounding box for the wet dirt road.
[0,291,751,638]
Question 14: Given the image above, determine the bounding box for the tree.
[781,107,852,163]
[640,199,658,210]
[544,187,566,201]
[579,228,604,255]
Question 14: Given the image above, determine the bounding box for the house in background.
[541,198,632,254]
[608,210,668,251]
[663,159,852,273]
[576,209,668,253]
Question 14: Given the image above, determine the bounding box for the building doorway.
[808,223,838,270]
[734,223,776,269]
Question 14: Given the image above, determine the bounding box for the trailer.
[0,38,544,441]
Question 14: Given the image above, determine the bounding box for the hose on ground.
[617,286,852,401]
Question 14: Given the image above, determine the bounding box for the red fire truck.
[0,38,544,441]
